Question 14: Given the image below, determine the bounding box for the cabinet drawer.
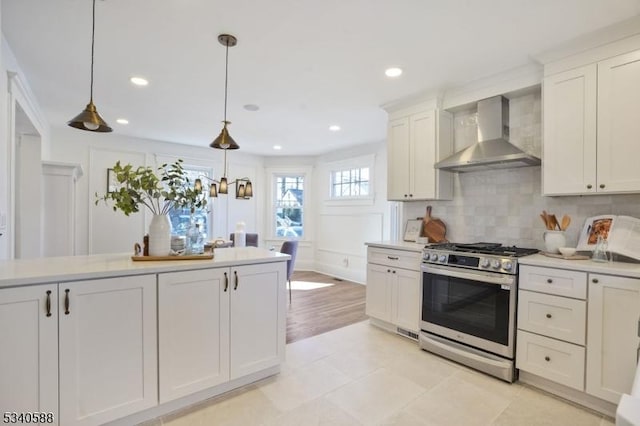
[367,247,421,270]
[519,265,587,299]
[516,330,585,391]
[518,290,586,345]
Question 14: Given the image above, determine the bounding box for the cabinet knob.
[587,184,593,189]
[409,194,413,197]
[592,278,599,284]
[546,313,552,319]
[392,270,396,274]
[404,194,408,198]
[544,356,551,362]
[599,184,605,189]
[546,278,553,284]
[387,269,391,273]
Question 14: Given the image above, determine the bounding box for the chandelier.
[67,0,112,132]
[207,33,253,199]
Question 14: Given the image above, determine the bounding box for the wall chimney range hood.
[434,96,540,172]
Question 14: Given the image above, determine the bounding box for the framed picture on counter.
[403,219,423,242]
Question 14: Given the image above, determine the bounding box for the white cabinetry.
[516,265,587,390]
[59,275,157,426]
[0,285,58,425]
[586,274,640,404]
[158,268,230,403]
[158,263,285,403]
[366,246,421,335]
[386,104,453,201]
[543,48,640,195]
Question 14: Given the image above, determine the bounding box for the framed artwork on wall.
[107,168,117,193]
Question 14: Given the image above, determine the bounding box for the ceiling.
[3,1,640,156]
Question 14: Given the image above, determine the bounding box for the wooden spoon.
[549,214,560,231]
[541,211,550,230]
[560,215,571,231]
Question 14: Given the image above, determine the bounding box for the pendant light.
[205,33,253,200]
[68,0,112,132]
[210,34,239,150]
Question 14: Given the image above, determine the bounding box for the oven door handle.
[421,264,515,287]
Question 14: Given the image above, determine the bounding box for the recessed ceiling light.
[130,76,149,86]
[116,118,129,125]
[385,67,403,78]
[329,125,341,132]
[273,145,282,150]
[243,104,260,111]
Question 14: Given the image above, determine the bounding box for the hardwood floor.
[286,271,367,344]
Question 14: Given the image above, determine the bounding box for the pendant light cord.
[89,0,96,102]
[223,41,229,122]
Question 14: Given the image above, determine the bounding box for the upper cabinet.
[543,48,640,195]
[386,103,453,201]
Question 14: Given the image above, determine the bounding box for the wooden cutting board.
[422,206,447,243]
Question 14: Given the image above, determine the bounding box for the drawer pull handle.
[546,278,553,284]
[592,278,599,284]
[234,271,239,290]
[387,256,399,260]
[64,289,70,315]
[546,313,552,319]
[224,272,228,292]
[544,356,550,362]
[46,290,52,317]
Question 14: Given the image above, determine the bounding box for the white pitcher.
[543,230,566,254]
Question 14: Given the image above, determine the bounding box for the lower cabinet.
[158,262,285,403]
[158,268,230,403]
[0,284,58,425]
[586,274,640,404]
[366,247,421,334]
[59,275,158,426]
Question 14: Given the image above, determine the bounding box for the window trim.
[325,154,375,206]
[266,166,312,241]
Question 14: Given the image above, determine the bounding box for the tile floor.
[154,321,614,426]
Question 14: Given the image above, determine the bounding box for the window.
[168,167,212,240]
[274,175,304,238]
[331,167,370,198]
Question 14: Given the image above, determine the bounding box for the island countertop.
[0,247,290,288]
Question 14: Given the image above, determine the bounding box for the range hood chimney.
[434,96,540,172]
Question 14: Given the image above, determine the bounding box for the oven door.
[420,263,516,358]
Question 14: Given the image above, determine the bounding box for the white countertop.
[0,247,290,288]
[519,253,640,278]
[365,240,427,252]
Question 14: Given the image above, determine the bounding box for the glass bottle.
[192,223,204,254]
[185,215,199,255]
[592,235,609,262]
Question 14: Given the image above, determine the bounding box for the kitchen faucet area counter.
[0,247,290,288]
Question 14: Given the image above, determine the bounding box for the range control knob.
[430,253,438,262]
[502,261,513,271]
[438,254,447,263]
[480,258,490,268]
[491,260,502,269]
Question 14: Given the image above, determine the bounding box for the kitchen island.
[0,248,289,426]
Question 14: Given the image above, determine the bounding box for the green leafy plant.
[95,159,207,216]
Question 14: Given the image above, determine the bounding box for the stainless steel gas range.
[419,242,538,382]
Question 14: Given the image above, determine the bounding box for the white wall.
[49,126,263,255]
[0,9,8,259]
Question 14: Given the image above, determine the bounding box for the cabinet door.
[158,269,230,403]
[0,285,58,425]
[366,263,392,322]
[542,65,597,195]
[59,275,157,426]
[410,110,436,200]
[230,262,285,379]
[586,274,640,404]
[597,49,640,193]
[391,268,421,334]
[387,117,410,200]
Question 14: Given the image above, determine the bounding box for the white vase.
[148,214,171,256]
[543,230,566,254]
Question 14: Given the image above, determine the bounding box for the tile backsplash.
[404,90,640,250]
